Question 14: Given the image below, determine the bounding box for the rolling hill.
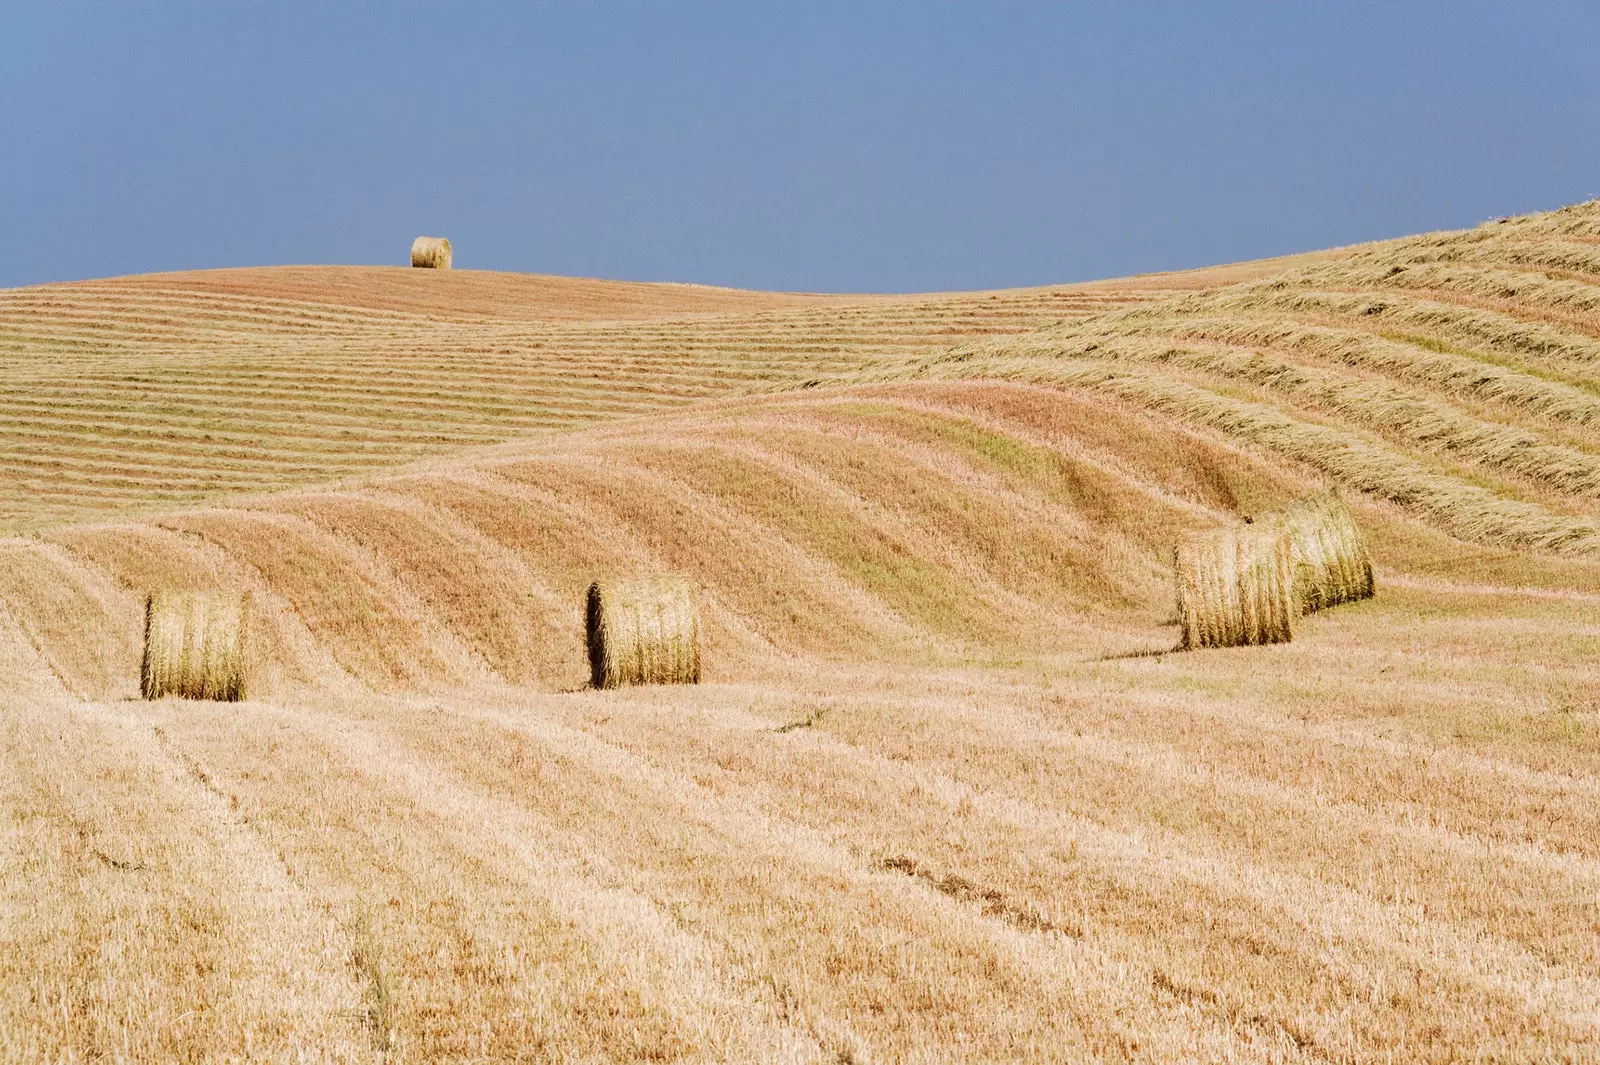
[3,204,1600,1063]
[0,249,1338,531]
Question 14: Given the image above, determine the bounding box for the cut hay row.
[0,386,667,434]
[902,353,1600,556]
[998,315,1600,464]
[0,400,531,446]
[1174,525,1296,649]
[0,422,452,464]
[1,378,688,418]
[0,298,1152,352]
[1191,286,1600,373]
[1056,338,1600,500]
[585,578,701,689]
[0,283,1128,318]
[140,590,252,701]
[0,318,1166,371]
[409,236,453,270]
[0,307,1099,348]
[1133,314,1600,426]
[1305,261,1600,322]
[1456,237,1600,278]
[7,348,891,389]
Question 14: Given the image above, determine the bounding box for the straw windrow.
[585,577,701,688]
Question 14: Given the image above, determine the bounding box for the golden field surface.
[0,250,1334,532]
[3,203,1600,1062]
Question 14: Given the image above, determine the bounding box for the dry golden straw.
[1260,491,1375,613]
[409,236,453,270]
[586,577,701,688]
[141,590,252,701]
[1175,526,1295,649]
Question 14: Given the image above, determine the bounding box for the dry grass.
[0,254,1321,531]
[6,201,1600,1060]
[140,590,251,701]
[408,235,452,270]
[586,577,701,688]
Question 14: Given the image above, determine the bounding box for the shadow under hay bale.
[1175,526,1295,649]
[1260,491,1375,613]
[409,236,452,270]
[585,578,700,689]
[141,590,252,701]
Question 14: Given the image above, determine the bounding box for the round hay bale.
[409,236,453,270]
[1261,491,1375,613]
[1175,525,1295,649]
[585,577,700,689]
[141,590,252,701]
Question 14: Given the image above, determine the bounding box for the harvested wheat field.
[4,203,1600,1063]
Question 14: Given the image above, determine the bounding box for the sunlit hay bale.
[585,578,700,689]
[1174,526,1295,649]
[409,236,453,269]
[1261,491,1375,613]
[140,591,252,701]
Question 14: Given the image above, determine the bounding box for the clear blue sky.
[3,3,1596,292]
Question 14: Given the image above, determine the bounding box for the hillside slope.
[5,207,1600,1062]
[0,250,1343,531]
[886,201,1600,559]
[0,379,1315,700]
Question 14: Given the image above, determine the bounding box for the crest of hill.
[63,265,859,323]
[51,250,1347,322]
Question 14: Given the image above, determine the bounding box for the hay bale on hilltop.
[585,577,700,688]
[409,236,453,270]
[141,590,252,701]
[1260,491,1375,613]
[1175,525,1295,649]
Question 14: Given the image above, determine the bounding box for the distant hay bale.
[1175,526,1295,649]
[585,577,700,688]
[1260,491,1375,613]
[141,590,252,701]
[409,236,452,270]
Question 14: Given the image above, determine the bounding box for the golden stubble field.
[4,205,1600,1063]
